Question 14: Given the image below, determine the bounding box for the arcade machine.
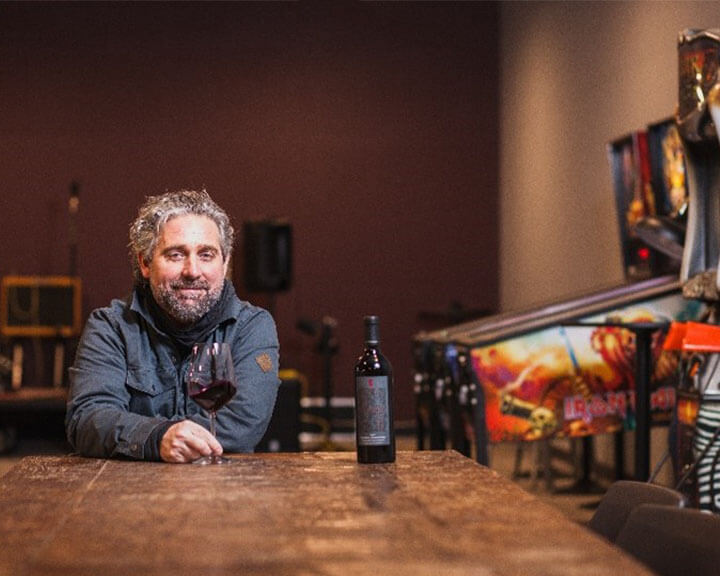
[666,28,720,512]
[413,34,713,487]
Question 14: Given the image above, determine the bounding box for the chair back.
[588,480,685,541]
[615,503,720,576]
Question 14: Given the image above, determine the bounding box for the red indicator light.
[638,247,650,260]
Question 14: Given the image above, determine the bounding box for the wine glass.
[187,342,237,465]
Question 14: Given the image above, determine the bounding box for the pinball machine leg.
[530,440,554,492]
[513,443,524,478]
[473,383,489,465]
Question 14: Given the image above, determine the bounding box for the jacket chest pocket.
[126,366,178,417]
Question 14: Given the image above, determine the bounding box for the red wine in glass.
[189,379,237,412]
[187,342,237,465]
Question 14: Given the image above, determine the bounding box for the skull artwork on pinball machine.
[671,28,720,512]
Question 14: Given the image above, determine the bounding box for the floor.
[0,427,676,527]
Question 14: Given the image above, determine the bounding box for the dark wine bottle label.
[356,375,390,446]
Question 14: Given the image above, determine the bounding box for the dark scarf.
[141,280,233,354]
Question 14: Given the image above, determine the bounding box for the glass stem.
[210,412,217,438]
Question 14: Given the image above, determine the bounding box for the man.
[66,189,280,462]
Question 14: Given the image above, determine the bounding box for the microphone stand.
[297,315,339,449]
[56,182,80,387]
[318,317,339,448]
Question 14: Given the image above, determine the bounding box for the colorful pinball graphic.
[470,294,703,443]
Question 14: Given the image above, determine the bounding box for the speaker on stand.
[240,219,299,451]
[241,219,292,318]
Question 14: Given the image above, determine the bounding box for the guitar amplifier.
[256,369,303,452]
[0,276,82,338]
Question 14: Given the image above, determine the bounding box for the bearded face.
[149,275,223,324]
[139,214,228,326]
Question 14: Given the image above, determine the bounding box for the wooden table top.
[0,450,653,576]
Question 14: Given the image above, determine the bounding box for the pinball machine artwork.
[470,294,697,445]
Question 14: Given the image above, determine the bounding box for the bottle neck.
[364,318,380,345]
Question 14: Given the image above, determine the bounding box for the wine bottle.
[354,315,396,463]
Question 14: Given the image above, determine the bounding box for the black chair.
[588,480,686,542]
[615,504,720,576]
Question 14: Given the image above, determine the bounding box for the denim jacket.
[65,286,280,460]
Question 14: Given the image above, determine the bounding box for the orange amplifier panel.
[0,276,82,338]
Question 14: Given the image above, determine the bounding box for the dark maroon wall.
[0,2,499,423]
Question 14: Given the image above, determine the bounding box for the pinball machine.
[413,276,703,474]
[413,29,720,489]
[672,28,720,512]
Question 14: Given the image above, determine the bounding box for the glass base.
[192,454,233,465]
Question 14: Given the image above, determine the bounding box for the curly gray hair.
[129,189,234,285]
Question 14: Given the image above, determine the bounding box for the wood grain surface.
[0,450,654,576]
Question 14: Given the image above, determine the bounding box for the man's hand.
[160,420,223,463]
